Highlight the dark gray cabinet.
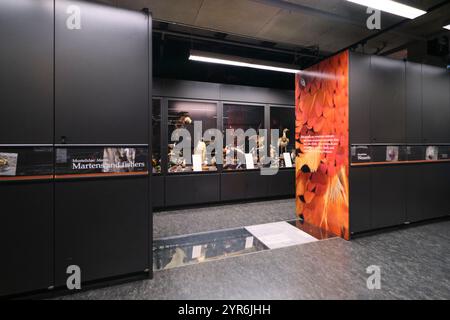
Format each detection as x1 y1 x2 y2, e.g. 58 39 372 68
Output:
165 174 220 207
422 163 450 220
349 53 371 144
369 56 406 144
53 1 152 287
350 168 372 234
55 0 149 144
221 171 281 201
0 0 54 144
1 1 153 297
0 182 53 296
267 169 295 197
422 65 450 143
55 178 149 286
371 166 406 229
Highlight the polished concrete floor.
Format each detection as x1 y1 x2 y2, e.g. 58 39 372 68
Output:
58 218 450 300
154 198 296 239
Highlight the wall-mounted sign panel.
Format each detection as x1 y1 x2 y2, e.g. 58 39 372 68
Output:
351 145 450 166
55 146 149 179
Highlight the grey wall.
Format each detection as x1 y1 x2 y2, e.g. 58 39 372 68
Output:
349 52 450 235
350 52 450 145
154 78 294 106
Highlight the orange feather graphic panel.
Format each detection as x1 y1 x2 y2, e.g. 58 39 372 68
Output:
295 51 350 240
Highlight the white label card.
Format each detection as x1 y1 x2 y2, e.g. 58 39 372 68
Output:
192 155 203 172
283 153 293 168
192 245 202 259
245 236 254 249
245 153 255 170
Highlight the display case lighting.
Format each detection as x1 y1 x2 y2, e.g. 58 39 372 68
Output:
346 0 426 19
189 50 300 74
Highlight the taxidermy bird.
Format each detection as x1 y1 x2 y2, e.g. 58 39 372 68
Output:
278 128 290 153
175 113 192 129
164 248 187 270
194 139 207 163
0 157 8 168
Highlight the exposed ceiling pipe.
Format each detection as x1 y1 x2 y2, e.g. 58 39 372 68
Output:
153 25 323 59
310 0 450 67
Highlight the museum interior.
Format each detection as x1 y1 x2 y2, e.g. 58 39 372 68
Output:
0 0 449 300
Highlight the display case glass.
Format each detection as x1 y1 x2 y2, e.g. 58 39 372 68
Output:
223 104 265 170
152 99 162 174
270 106 295 168
168 100 218 173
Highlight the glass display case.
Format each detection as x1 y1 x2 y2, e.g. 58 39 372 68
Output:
223 104 265 170
270 106 295 168
152 99 162 174
167 100 218 173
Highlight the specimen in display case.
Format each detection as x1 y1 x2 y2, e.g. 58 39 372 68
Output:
0 148 53 178
223 104 265 170
270 107 295 168
0 153 18 176
152 99 162 174
168 100 218 173
426 146 439 161
386 146 399 162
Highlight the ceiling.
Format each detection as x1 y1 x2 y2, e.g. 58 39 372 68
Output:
97 0 449 89
102 0 450 56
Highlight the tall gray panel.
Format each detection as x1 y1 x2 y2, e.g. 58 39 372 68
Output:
55 0 149 144
405 62 423 143
349 53 371 144
0 0 53 144
422 65 450 143
349 168 372 234
55 178 149 286
0 182 53 296
405 165 424 223
370 56 406 143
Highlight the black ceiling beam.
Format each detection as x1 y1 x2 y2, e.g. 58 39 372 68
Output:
153 23 323 60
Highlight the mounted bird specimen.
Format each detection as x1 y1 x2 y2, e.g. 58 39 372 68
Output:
278 128 290 153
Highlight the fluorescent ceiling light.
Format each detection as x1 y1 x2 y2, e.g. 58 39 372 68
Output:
346 0 426 19
189 50 300 74
444 24 450 30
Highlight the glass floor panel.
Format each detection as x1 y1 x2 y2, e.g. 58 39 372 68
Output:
153 219 336 271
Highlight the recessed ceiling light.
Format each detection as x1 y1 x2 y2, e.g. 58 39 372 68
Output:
189 50 300 74
346 0 426 19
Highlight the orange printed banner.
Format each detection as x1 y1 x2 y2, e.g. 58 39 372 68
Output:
295 51 350 240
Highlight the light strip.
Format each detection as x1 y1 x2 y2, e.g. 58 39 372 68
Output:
189 51 300 74
346 0 426 19
444 24 450 30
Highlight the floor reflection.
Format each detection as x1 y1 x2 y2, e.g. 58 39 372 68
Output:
153 219 336 271
153 228 268 271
